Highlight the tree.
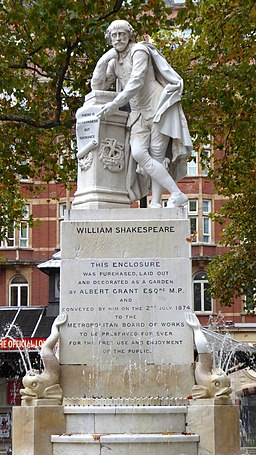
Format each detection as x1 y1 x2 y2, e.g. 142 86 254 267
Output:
1 0 255 308
155 0 256 307
0 0 171 238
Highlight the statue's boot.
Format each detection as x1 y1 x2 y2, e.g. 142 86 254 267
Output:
149 180 164 208
141 156 188 208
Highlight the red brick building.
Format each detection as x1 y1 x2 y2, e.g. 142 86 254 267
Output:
1 150 254 329
0 137 256 454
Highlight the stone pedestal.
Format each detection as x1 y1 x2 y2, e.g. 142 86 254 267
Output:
51 404 199 455
73 91 130 209
12 206 242 455
186 399 241 455
12 406 65 455
60 207 194 398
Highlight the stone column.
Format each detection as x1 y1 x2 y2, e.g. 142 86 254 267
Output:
186 398 240 455
12 405 65 455
72 90 130 209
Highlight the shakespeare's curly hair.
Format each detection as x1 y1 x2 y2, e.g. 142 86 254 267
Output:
105 20 136 44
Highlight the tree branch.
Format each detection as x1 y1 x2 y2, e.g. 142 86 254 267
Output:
0 113 62 128
97 0 124 21
10 61 50 78
54 37 81 123
1 37 81 129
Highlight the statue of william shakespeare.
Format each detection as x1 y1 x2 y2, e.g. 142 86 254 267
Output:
91 20 193 208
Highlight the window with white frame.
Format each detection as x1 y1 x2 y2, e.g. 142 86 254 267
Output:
243 290 256 315
19 205 29 247
9 275 29 306
188 199 198 242
188 199 212 243
193 271 212 313
202 200 211 243
0 227 15 248
58 202 67 245
0 205 30 248
19 158 31 182
201 145 211 176
187 150 198 176
186 141 212 177
59 202 67 220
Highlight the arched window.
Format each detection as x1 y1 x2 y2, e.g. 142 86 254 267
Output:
193 271 212 313
9 275 29 307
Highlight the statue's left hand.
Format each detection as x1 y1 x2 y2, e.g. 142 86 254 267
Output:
54 313 68 327
96 101 118 119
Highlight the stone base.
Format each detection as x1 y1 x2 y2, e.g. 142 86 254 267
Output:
12 406 65 455
51 405 199 455
186 399 240 455
51 433 199 455
73 185 131 209
60 363 195 399
12 400 241 455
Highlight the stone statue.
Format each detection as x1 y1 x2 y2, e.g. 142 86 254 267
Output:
20 313 67 405
91 20 193 208
185 312 232 399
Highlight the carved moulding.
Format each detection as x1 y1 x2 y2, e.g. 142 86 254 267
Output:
77 139 98 171
99 138 125 172
78 151 94 171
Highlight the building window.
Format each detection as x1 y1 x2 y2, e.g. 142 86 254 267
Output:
193 271 212 313
0 227 15 248
188 199 212 244
186 143 211 176
19 205 29 247
188 199 198 242
187 150 198 176
59 202 67 220
9 275 29 307
243 290 256 315
58 202 67 246
19 159 31 182
201 146 211 176
0 205 30 249
202 200 211 243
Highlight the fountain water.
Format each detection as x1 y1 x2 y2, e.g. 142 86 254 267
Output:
0 322 42 376
202 327 256 373
201 316 256 451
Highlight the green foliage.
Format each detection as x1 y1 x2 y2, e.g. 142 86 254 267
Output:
1 0 255 307
156 0 256 307
0 0 169 238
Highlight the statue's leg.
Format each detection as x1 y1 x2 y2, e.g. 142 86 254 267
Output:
150 180 164 207
149 124 171 207
149 124 188 208
130 120 182 204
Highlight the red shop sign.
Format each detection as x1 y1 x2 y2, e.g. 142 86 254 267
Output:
0 338 46 351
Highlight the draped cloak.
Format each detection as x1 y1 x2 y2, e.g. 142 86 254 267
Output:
125 42 193 202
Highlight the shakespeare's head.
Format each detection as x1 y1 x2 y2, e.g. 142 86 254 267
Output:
105 20 136 45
